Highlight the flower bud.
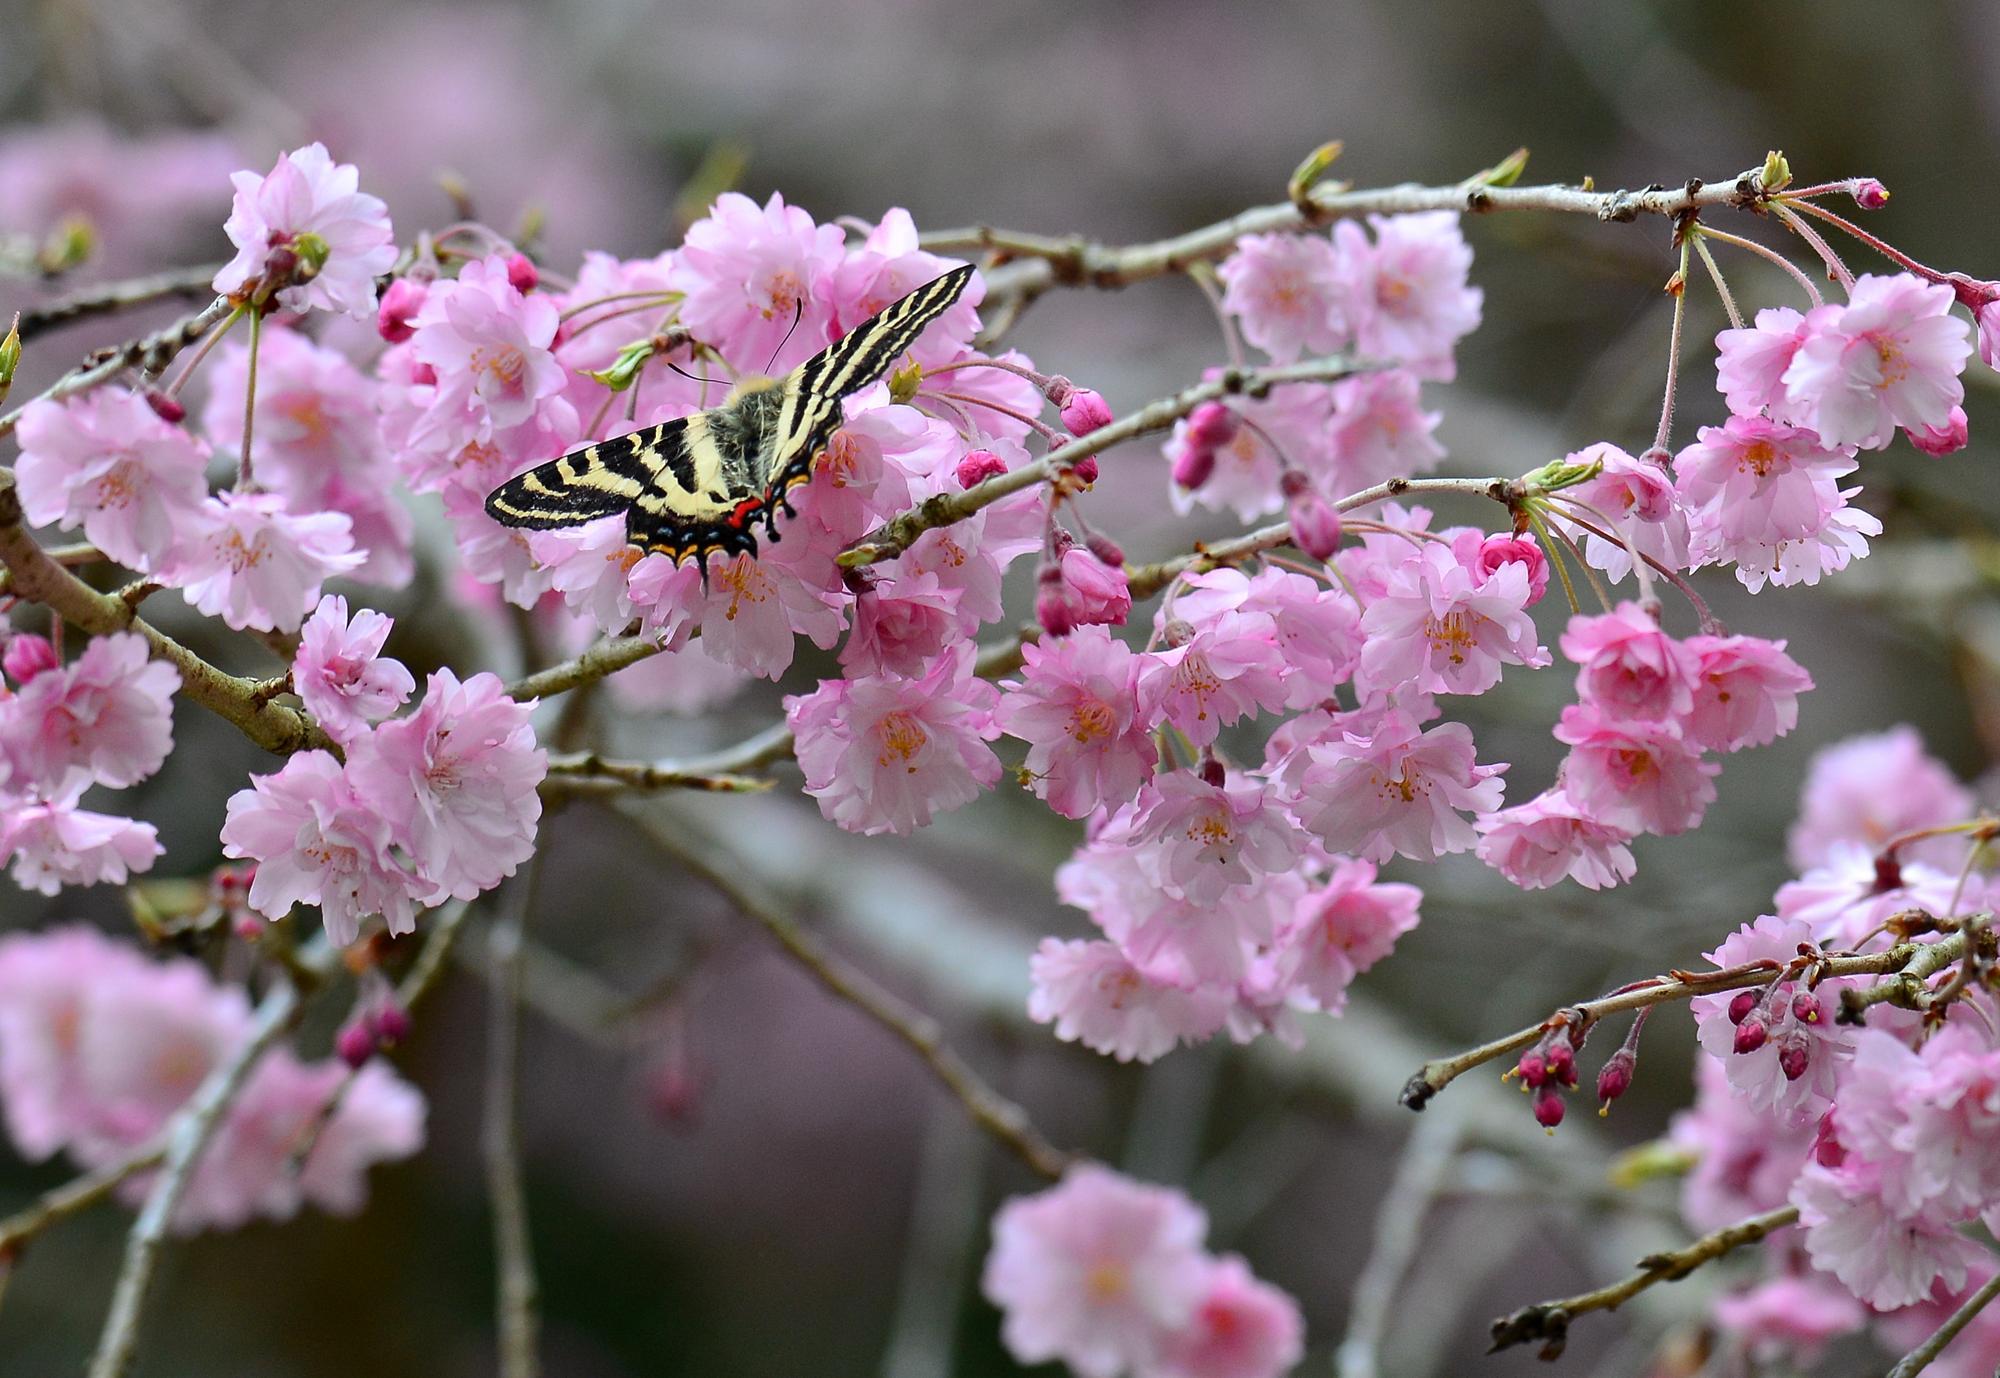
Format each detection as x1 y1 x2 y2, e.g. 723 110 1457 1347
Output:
1532 1083 1566 1129
1063 449 1100 485
1906 407 1969 456
1790 991 1823 1025
1284 479 1342 561
505 252 539 294
1059 387 1114 436
1848 178 1890 209
377 278 427 343
956 448 1008 489
1727 990 1758 1025
1515 1049 1549 1089
1812 1113 1845 1169
1544 1039 1577 1087
1035 564 1076 638
1086 533 1125 567
1186 401 1239 450
1172 443 1217 492
1199 757 1228 789
1474 534 1549 604
144 391 186 424
39 214 95 274
3 635 58 683
1595 1049 1636 1109
1733 1014 1769 1055
1776 1032 1811 1082
373 1001 413 1047
335 1019 376 1070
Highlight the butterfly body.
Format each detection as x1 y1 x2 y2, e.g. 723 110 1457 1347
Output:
486 264 975 575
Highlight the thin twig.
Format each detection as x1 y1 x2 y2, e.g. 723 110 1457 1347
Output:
539 752 774 796
1887 1265 2000 1378
0 295 232 440
16 265 223 339
0 1136 168 1258
485 870 542 1378
1488 1204 1799 1359
504 633 667 701
86 940 335 1378
627 807 1074 1179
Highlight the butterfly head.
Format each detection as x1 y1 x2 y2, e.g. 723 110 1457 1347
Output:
725 373 782 405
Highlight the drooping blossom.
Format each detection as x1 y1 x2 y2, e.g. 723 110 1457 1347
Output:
1027 938 1231 1064
0 632 178 793
1272 857 1422 1012
1151 1254 1306 1378
786 645 1002 836
841 572 963 679
1781 273 1973 451
1323 369 1445 492
827 208 983 365
1466 531 1549 604
1558 602 1699 725
1792 1160 1986 1310
982 1165 1210 1378
1710 1276 1865 1367
1358 545 1545 697
219 751 421 945
1037 547 1132 637
1285 710 1505 863
1135 612 1291 749
1335 211 1482 378
408 254 567 446
346 669 546 902
1690 915 1853 1124
1714 306 1814 422
1216 233 1348 362
170 491 364 633
1673 414 1858 567
1173 567 1363 708
13 389 210 571
293 595 415 744
1669 1055 1817 1233
1475 789 1637 891
0 794 163 896
213 143 396 318
1167 383 1333 522
998 628 1157 819
1130 772 1302 906
1682 634 1813 752
1775 842 1970 952
666 191 845 373
1548 442 1691 583
1787 725 1974 872
1553 704 1717 836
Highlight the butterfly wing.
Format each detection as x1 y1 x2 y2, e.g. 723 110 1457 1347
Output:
485 417 706 528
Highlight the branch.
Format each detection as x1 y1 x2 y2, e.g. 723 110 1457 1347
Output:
1400 929 1974 1112
483 874 541 1378
626 805 1074 1180
16 265 224 339
1888 1265 2000 1378
0 1137 167 1261
0 470 330 755
540 751 774 797
929 167 1767 301
1487 1204 1798 1360
86 939 335 1378
840 356 1372 568
0 295 232 440
505 633 666 701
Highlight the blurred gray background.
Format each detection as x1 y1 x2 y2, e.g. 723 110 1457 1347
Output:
1 1 1996 1374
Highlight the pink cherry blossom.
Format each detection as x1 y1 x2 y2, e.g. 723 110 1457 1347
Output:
786 645 1002 836
982 1164 1209 1378
840 572 962 679
13 389 210 571
1792 1159 1985 1310
997 628 1157 820
1335 211 1482 379
1217 233 1348 362
1168 382 1333 523
1682 634 1813 752
1673 414 1858 564
1273 857 1422 1011
293 595 415 744
666 191 844 373
1474 788 1638 891
1036 547 1131 637
1781 274 1973 450
1775 843 1968 951
0 794 163 895
1554 704 1717 836
828 208 983 366
693 542 848 681
1669 1056 1816 1232
0 632 178 793
1728 487 1881 593
1131 773 1303 905
1550 443 1691 583
1286 710 1505 863
347 669 545 902
213 143 396 318
1710 1276 1864 1367
1714 306 1815 422
1174 568 1363 708
202 323 384 499
1691 915 1853 1124
1558 602 1699 725
1466 531 1549 604
1358 544 1546 697
1323 369 1445 492
219 750 421 945
1027 939 1231 1063
1788 725 1974 872
409 255 567 444
1151 1253 1306 1378
1135 612 1291 749
170 491 364 633
0 926 153 1159
1907 405 1970 455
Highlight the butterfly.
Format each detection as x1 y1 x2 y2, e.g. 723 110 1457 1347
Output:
484 263 976 574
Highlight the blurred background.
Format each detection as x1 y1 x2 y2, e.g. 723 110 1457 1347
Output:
2 0 1999 1374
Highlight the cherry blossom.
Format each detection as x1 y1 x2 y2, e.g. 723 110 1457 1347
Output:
1787 725 1974 871
1131 772 1302 906
13 389 210 572
1027 939 1231 1064
1335 211 1482 379
1151 1253 1306 1378
0 794 163 895
998 628 1157 819
1474 788 1638 891
213 142 396 318
293 595 415 745
1781 273 1973 451
1682 633 1813 752
1285 710 1505 863
1358 544 1546 697
1553 704 1717 836
170 491 365 633
1216 233 1348 362
1558 602 1699 725
0 631 178 793
665 190 845 373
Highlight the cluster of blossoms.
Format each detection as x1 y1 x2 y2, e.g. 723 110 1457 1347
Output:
0 925 421 1232
983 1164 1303 1378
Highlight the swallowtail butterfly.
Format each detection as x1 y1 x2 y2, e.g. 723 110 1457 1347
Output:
484 264 976 573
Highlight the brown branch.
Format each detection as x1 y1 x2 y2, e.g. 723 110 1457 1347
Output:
0 295 232 440
926 166 1768 301
17 265 224 339
1888 1265 2000 1378
0 1137 167 1263
0 470 329 756
627 806 1074 1180
504 633 666 701
1488 1204 1799 1359
1401 929 1975 1112
540 751 774 797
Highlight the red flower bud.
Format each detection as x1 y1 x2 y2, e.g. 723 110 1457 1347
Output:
505 252 540 294
373 1001 413 1047
955 448 1007 489
335 1020 376 1070
1727 990 1758 1025
144 391 186 424
1035 564 1076 638
1059 387 1114 436
3 634 58 684
1185 401 1239 450
1595 1049 1635 1107
1532 1084 1566 1129
1067 452 1100 484
1776 1033 1811 1081
1085 533 1125 568
377 278 427 343
1544 1040 1577 1087
1515 1049 1549 1089
1285 484 1342 561
1790 991 1822 1025
1848 178 1891 209
1733 1015 1769 1055
1172 443 1217 492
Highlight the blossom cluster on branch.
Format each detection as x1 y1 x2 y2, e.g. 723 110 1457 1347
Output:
0 135 1998 1378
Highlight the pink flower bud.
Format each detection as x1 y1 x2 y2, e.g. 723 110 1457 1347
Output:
1906 406 1969 456
1285 484 1343 561
373 1001 413 1046
1474 534 1549 604
144 391 186 424
1776 1032 1811 1081
1812 1113 1845 1169
1532 1083 1566 1129
1848 178 1891 209
956 448 1008 489
1085 533 1125 568
1186 401 1239 450
505 252 539 294
1733 1014 1769 1055
1790 991 1823 1025
1067 452 1100 484
408 361 438 387
1035 564 1077 638
1544 1040 1577 1087
1727 990 1758 1025
1059 388 1113 436
1595 1049 1635 1107
1515 1049 1549 1088
335 1020 376 1070
1172 443 1217 491
3 634 58 683
377 278 427 343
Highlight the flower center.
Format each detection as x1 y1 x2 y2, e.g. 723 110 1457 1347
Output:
1738 440 1778 477
875 710 930 770
1068 697 1114 744
1424 610 1475 664
1084 1261 1130 1303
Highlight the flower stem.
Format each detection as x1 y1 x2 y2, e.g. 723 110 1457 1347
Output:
237 307 263 490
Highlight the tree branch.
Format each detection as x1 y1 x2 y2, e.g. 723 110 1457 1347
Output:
504 633 667 701
626 805 1074 1180
0 295 232 440
1887 1265 2000 1378
1400 929 1974 1112
16 265 224 339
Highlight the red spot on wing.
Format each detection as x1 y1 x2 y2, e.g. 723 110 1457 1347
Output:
727 498 763 529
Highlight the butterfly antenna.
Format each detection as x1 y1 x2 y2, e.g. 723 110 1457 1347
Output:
663 358 729 388
765 300 805 374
